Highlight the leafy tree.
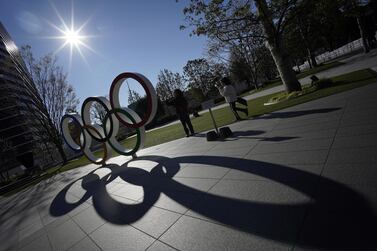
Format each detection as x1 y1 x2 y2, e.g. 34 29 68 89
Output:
181 0 302 93
229 38 276 87
284 26 307 71
286 0 319 68
188 87 206 103
20 45 79 164
338 0 371 53
183 58 218 96
204 17 275 87
156 69 186 101
284 0 358 68
128 97 165 127
312 0 351 51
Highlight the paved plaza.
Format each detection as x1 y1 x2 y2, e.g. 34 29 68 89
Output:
1 83 377 250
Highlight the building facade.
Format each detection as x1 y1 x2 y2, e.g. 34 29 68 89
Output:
0 22 45 173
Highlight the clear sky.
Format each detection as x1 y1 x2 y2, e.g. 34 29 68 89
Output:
0 0 207 106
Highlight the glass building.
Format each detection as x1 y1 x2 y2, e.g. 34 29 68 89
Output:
0 22 44 173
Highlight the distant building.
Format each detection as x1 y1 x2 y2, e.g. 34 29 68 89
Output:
0 22 47 173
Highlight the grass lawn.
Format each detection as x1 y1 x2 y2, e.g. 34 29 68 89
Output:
2 68 377 196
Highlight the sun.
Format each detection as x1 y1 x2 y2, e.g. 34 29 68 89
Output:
45 2 97 69
63 29 82 46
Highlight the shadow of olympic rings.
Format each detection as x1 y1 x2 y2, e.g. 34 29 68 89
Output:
50 155 377 249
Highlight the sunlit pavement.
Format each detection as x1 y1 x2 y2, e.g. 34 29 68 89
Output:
1 83 377 251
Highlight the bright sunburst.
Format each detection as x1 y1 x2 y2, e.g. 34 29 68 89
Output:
63 29 82 46
45 2 97 69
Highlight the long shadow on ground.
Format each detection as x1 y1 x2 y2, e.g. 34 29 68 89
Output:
192 130 299 142
256 108 341 120
50 155 377 249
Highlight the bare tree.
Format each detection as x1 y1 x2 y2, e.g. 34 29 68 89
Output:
156 69 186 101
90 100 107 126
20 45 79 164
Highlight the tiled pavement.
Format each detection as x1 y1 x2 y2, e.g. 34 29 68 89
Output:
1 83 377 251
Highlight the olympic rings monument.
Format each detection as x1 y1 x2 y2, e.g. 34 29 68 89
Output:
61 72 158 165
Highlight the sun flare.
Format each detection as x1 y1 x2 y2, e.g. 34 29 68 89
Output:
63 29 82 46
45 2 97 69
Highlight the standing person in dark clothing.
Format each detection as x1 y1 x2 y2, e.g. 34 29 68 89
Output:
167 89 195 137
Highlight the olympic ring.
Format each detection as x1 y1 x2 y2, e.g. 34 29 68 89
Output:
103 108 145 156
61 72 157 164
81 124 110 165
110 72 157 128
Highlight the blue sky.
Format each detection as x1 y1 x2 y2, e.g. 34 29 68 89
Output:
0 0 207 106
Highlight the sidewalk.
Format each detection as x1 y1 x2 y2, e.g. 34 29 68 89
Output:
1 83 377 250
149 49 377 132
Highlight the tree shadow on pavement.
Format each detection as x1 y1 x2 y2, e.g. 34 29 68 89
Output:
50 155 377 250
191 130 298 142
231 130 299 142
255 108 341 120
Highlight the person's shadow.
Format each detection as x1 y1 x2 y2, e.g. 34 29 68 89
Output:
50 155 377 249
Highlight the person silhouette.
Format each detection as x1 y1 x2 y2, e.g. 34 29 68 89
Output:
166 89 195 137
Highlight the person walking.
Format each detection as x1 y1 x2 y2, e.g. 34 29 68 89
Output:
216 77 248 121
167 89 195 137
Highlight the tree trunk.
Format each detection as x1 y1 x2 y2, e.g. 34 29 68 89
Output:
295 59 301 73
248 64 258 90
356 16 370 53
268 44 302 92
308 48 318 68
0 168 5 182
307 56 313 69
297 21 318 68
254 0 302 93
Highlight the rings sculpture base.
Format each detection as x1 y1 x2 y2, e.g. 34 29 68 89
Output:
61 72 157 165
